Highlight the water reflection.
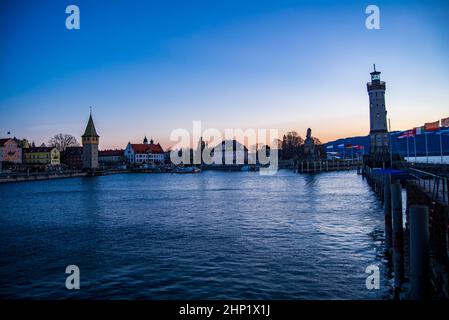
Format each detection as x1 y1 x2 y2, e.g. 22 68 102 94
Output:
0 170 389 299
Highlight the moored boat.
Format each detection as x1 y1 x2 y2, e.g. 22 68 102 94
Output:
173 166 201 174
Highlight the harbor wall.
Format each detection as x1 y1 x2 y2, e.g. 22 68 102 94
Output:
0 172 88 184
406 182 449 299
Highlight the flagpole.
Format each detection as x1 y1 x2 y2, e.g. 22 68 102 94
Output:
414 135 417 163
388 118 393 168
425 131 429 164
351 139 354 164
406 135 410 162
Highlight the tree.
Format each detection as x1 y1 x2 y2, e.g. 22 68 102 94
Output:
282 131 304 160
312 137 325 159
281 135 287 160
312 137 322 145
48 134 79 151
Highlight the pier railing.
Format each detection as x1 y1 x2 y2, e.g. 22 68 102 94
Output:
296 160 363 173
408 168 449 205
396 160 449 175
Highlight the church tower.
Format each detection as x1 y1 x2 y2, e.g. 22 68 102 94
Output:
82 111 99 169
367 65 389 161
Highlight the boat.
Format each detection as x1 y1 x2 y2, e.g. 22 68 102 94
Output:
241 165 259 172
173 166 201 174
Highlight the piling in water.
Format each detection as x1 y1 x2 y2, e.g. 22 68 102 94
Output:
384 174 392 253
391 180 404 294
409 205 430 300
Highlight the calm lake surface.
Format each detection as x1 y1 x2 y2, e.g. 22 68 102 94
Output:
0 170 390 299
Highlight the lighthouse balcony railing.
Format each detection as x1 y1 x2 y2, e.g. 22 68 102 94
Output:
367 81 386 88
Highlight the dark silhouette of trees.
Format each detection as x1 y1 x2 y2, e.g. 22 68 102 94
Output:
281 131 304 160
48 134 79 151
312 137 321 145
279 132 325 160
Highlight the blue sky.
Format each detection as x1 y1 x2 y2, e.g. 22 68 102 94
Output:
1 0 448 149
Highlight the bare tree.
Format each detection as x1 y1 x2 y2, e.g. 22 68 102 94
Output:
281 131 304 160
312 137 322 145
48 134 80 151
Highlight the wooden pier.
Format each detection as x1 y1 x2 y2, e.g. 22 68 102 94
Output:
363 164 449 299
296 160 362 173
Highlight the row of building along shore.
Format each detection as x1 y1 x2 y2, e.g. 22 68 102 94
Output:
0 113 169 171
1 112 266 172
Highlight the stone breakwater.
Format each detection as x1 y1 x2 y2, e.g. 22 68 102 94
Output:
0 172 88 184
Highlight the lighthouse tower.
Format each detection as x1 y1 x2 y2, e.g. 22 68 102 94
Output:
367 65 389 163
82 111 99 169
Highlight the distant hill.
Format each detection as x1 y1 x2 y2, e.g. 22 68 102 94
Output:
324 131 449 157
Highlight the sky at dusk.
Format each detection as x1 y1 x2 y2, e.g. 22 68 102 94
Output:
1 0 449 149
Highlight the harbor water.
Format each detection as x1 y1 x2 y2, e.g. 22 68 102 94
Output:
0 170 391 299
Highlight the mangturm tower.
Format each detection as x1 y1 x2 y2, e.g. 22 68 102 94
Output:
82 111 99 169
367 65 390 165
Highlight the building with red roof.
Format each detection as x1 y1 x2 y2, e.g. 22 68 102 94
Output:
124 137 165 164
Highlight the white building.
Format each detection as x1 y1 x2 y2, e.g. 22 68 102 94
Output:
211 140 248 165
124 137 165 164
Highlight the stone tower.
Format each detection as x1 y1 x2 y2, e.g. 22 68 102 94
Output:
303 128 317 161
367 65 389 161
82 112 99 169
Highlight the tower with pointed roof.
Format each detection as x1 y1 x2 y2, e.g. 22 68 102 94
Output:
82 111 99 169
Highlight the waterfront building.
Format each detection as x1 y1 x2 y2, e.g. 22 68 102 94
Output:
367 65 390 163
124 137 164 164
99 149 124 166
82 112 99 169
211 140 248 165
23 147 60 166
0 138 22 164
61 146 83 169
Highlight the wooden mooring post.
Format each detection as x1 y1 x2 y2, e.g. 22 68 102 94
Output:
409 205 430 300
391 180 405 296
361 164 449 299
384 174 393 253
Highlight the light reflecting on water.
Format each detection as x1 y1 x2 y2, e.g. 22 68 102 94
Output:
0 170 390 299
